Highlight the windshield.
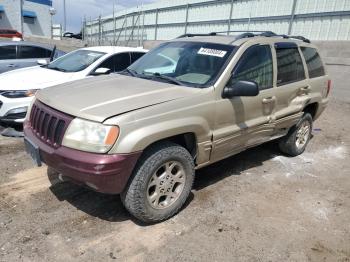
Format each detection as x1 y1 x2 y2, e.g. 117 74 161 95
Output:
128 41 236 87
47 50 106 72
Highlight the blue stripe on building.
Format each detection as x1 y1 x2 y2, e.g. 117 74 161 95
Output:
23 10 37 18
26 0 52 6
0 5 4 12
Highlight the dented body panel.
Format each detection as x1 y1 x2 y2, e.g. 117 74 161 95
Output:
24 35 330 193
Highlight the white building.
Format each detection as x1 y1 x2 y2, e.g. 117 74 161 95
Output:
85 0 350 44
0 0 53 37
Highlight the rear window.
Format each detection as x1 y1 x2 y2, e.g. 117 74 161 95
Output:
0 45 16 59
276 47 305 86
18 46 51 59
301 47 325 78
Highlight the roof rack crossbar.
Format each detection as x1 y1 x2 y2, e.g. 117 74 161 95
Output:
289 35 311 43
176 32 217 38
176 31 311 43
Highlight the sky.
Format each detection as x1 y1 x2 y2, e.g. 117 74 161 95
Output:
53 0 157 33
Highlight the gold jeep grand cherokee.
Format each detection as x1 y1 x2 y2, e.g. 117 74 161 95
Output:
24 31 330 223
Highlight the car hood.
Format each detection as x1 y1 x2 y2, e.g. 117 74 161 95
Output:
0 66 74 90
37 74 200 123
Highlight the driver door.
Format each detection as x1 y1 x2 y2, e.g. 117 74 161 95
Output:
211 44 277 162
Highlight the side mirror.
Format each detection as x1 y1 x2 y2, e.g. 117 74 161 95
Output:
37 59 48 66
223 80 259 98
92 67 111 76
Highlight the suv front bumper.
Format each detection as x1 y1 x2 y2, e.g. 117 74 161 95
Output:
24 122 141 194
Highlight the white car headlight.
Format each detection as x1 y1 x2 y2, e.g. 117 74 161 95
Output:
62 118 119 153
1 89 38 98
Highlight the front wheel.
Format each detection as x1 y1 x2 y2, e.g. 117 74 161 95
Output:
121 142 195 223
279 113 313 156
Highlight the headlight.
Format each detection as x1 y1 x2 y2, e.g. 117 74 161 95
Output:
62 118 119 153
1 89 38 98
25 98 36 121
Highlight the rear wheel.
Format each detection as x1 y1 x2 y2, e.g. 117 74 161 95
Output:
121 142 194 223
279 113 313 156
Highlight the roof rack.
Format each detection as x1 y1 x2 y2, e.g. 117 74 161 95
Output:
176 32 217 38
289 35 311 43
176 31 311 43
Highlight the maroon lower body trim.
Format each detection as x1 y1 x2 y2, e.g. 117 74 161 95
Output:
24 122 141 194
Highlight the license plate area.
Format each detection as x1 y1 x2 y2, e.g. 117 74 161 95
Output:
24 137 42 167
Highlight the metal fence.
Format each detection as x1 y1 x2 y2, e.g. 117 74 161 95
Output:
83 0 350 46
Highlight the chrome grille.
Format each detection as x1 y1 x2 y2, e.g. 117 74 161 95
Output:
29 100 73 147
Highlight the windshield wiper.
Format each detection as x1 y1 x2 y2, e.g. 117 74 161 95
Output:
48 66 67 72
152 73 182 86
124 68 138 77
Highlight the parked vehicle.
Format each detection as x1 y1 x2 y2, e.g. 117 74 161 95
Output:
0 46 147 126
0 41 65 74
0 29 22 39
63 32 82 40
24 31 330 223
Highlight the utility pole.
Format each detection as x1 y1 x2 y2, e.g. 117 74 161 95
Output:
19 0 24 35
63 0 67 32
113 3 116 45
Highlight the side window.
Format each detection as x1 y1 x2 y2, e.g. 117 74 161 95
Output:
0 45 17 59
18 46 50 59
98 56 115 72
276 47 305 86
130 52 146 64
232 45 273 90
114 53 131 72
301 47 325 78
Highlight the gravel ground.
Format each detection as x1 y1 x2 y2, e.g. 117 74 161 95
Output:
0 96 349 262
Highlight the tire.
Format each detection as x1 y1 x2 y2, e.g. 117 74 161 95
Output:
279 113 313 157
121 142 195 223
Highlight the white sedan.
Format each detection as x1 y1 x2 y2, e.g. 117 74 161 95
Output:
0 46 147 126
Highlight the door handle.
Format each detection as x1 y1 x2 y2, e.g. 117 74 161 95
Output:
7 64 16 68
262 96 276 104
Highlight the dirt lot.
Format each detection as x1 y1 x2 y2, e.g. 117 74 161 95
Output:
0 95 349 261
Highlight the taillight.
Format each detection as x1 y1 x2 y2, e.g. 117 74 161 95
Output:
326 80 331 97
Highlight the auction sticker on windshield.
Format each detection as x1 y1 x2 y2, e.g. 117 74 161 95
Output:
198 47 227 58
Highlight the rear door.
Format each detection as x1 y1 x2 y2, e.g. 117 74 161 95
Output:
272 42 308 127
16 45 52 69
0 45 18 73
300 46 329 98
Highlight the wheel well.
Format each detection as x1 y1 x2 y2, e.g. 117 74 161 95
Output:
303 103 318 119
146 133 197 159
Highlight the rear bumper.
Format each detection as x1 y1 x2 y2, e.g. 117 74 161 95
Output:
24 122 141 194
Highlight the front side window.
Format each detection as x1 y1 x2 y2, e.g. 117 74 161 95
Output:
301 47 325 78
114 53 131 72
98 56 115 72
231 45 273 90
276 46 305 86
130 52 146 64
46 50 105 72
0 45 16 59
18 46 51 59
128 41 236 87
